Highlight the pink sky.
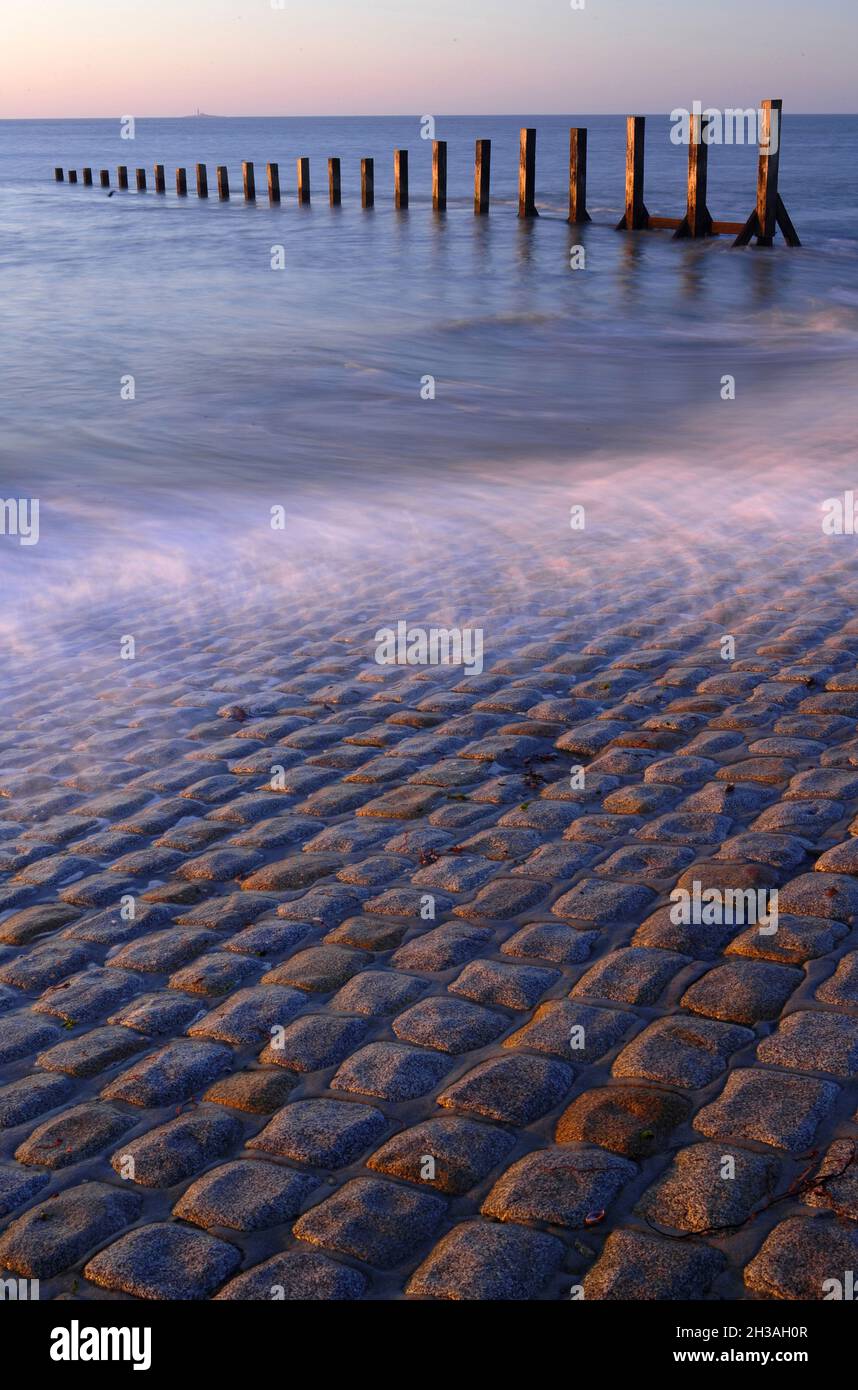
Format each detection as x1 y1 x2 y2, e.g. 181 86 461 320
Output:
4 0 856 117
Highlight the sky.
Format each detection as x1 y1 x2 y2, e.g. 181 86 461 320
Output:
2 0 856 118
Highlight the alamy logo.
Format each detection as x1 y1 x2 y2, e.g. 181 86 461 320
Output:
823 1271 856 1300
822 492 858 534
1 1276 39 1300
375 621 484 676
1 497 39 545
669 102 779 154
670 882 778 934
50 1320 152 1371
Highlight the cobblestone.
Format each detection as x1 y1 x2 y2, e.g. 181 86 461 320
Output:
5 566 858 1303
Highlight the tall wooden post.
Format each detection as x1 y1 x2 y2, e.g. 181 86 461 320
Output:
196 163 208 198
568 128 590 223
117 166 128 189
361 158 374 208
297 157 310 204
755 99 781 244
154 164 165 193
433 140 447 212
217 166 230 200
243 161 256 201
176 167 188 196
518 128 537 217
68 170 78 184
328 158 341 206
675 113 713 238
135 168 147 192
474 139 491 215
54 168 64 182
734 99 799 247
267 162 280 204
82 168 93 186
616 116 649 229
99 169 110 188
394 150 408 208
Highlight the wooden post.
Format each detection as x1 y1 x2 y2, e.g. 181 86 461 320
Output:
154 164 165 193
117 166 128 190
196 163 208 198
267 162 280 204
734 100 799 247
54 168 64 182
687 116 711 237
394 149 408 208
176 167 188 196
243 161 256 201
474 139 491 215
755 99 781 244
217 166 230 200
328 158 341 206
135 168 146 192
518 128 537 218
616 116 649 229
82 168 93 186
68 170 78 184
99 169 110 188
361 158 374 208
568 128 590 223
674 113 713 238
297 157 310 204
433 140 447 212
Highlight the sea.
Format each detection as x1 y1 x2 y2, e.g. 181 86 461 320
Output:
0 114 857 653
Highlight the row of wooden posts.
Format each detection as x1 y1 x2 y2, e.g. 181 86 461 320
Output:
53 102 799 247
56 143 493 213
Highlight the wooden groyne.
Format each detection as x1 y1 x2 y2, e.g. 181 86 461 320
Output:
52 100 800 247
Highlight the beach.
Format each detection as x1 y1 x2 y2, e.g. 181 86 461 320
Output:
2 113 858 1302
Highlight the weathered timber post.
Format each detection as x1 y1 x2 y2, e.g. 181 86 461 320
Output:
99 169 110 188
616 116 649 229
433 140 447 212
154 164 165 193
267 162 280 204
297 157 310 204
395 150 409 208
176 168 188 196
217 166 230 200
243 162 256 201
54 168 64 182
328 158 341 206
518 128 537 217
756 98 780 244
568 128 590 223
117 166 128 189
734 100 800 247
474 139 491 214
361 158 374 208
196 163 208 198
135 168 146 191
674 113 713 238
82 168 93 186
68 170 78 184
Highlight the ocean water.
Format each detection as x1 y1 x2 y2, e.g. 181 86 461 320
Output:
1 115 857 647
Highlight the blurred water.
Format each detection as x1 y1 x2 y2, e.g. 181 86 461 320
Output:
0 115 856 642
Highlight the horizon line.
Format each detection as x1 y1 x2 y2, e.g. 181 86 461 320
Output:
3 110 857 121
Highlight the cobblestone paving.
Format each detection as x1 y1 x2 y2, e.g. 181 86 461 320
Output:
2 531 858 1301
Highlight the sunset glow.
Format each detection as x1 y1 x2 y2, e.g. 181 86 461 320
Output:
3 0 856 118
